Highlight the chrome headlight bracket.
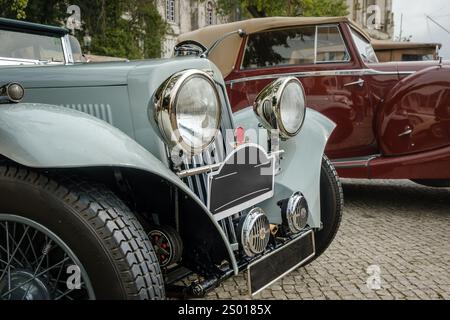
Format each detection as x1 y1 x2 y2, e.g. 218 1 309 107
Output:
253 77 306 140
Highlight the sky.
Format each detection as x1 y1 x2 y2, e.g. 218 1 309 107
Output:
393 0 450 59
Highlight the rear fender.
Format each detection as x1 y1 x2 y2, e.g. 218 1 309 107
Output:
377 65 450 155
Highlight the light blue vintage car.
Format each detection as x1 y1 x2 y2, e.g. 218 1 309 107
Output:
0 18 342 300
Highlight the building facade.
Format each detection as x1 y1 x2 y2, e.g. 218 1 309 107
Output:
346 0 394 40
157 0 228 57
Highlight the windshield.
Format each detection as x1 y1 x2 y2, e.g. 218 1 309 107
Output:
350 28 378 64
0 29 65 63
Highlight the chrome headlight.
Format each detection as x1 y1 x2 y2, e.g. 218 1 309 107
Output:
154 69 222 156
254 77 306 139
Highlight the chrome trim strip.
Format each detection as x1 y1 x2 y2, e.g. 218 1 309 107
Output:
177 151 281 178
316 24 351 64
332 155 379 169
248 230 316 296
226 69 415 86
0 57 40 64
62 34 74 64
314 26 318 65
178 162 222 178
213 171 238 180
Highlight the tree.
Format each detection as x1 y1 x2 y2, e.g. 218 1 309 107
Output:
215 0 349 18
0 0 29 19
0 0 167 59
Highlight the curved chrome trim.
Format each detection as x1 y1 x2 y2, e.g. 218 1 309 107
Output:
154 69 222 156
226 68 416 86
253 77 306 139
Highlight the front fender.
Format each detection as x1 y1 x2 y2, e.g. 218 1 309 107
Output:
0 103 238 273
234 107 336 228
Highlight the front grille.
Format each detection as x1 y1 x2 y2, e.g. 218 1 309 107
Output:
179 84 240 247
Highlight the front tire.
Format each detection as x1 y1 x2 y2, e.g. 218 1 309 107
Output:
0 164 165 300
312 156 344 261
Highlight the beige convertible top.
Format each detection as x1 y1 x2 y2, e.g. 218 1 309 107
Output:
372 40 442 51
178 17 369 77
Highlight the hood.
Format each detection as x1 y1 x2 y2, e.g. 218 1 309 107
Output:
0 57 220 89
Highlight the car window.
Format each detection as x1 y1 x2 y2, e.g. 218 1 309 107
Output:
350 28 378 63
242 26 316 69
242 25 350 69
69 35 87 63
316 26 350 63
0 29 65 63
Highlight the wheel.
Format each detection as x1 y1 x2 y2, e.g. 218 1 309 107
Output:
309 156 344 262
149 225 183 268
0 164 165 300
411 179 450 188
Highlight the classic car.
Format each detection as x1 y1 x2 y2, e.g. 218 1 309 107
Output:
372 40 442 62
179 17 450 187
0 19 343 300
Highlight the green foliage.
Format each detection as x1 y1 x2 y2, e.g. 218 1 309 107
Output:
215 0 349 18
74 0 168 59
301 0 349 16
0 0 167 59
0 0 29 19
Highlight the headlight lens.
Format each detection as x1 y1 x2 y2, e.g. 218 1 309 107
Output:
155 70 222 156
176 76 220 150
254 77 306 139
279 81 306 135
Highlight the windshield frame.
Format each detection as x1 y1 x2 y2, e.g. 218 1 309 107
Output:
0 28 74 65
350 27 379 64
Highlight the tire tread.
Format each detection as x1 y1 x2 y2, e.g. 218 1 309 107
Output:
0 163 164 300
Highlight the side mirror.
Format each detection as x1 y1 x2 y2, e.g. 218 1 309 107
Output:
0 83 25 103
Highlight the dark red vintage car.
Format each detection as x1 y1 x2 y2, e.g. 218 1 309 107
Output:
179 17 450 187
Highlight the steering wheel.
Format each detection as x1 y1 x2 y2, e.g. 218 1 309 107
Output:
174 40 208 57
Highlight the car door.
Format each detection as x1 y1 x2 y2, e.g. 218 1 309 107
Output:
226 23 376 159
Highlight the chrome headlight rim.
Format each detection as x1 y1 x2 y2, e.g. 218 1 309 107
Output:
154 69 222 156
254 77 306 140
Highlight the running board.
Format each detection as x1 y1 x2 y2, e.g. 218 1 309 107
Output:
332 155 380 179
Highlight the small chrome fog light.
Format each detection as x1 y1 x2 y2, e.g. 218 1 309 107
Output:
280 192 309 234
238 208 270 257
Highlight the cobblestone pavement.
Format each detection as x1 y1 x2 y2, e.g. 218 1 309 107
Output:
206 180 450 300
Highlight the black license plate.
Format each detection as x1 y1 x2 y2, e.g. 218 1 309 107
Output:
247 230 315 296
